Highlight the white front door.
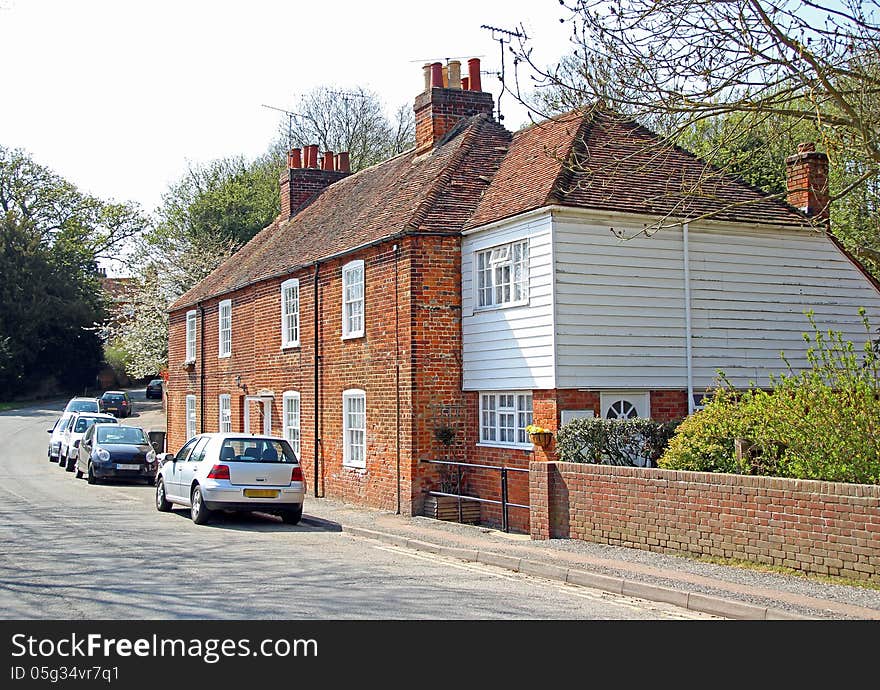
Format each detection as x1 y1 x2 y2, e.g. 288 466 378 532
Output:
243 396 272 435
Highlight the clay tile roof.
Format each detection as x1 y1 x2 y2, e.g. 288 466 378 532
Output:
467 108 808 230
170 115 509 311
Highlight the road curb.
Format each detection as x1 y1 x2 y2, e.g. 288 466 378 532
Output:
341 525 816 620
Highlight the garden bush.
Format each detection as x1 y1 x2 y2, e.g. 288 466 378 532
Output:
659 309 880 484
555 417 680 467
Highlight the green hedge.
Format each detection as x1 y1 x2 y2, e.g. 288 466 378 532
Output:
555 417 680 467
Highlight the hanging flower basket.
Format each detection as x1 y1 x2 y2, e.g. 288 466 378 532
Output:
526 425 554 449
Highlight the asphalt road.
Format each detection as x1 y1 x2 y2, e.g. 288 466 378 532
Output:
0 388 715 620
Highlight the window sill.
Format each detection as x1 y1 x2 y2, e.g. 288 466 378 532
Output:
218 353 231 359
472 299 529 314
476 442 534 452
342 463 366 472
341 333 364 341
281 342 300 350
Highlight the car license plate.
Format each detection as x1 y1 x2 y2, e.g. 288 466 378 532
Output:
116 464 140 470
244 489 279 498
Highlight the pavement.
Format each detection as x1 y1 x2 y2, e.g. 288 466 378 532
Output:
130 389 880 621
297 495 880 621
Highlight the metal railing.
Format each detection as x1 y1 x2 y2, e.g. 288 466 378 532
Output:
420 459 529 533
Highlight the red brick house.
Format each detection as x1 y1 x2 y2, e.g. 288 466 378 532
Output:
166 58 880 528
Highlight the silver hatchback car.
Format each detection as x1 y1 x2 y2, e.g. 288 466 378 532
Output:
155 433 305 525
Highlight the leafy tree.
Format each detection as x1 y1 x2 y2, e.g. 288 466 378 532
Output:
509 1 880 264
273 86 415 171
154 153 282 249
0 212 106 396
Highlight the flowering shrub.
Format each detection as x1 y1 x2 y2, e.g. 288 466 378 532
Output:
660 309 880 484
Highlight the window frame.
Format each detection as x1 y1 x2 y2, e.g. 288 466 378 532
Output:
282 391 301 457
218 394 231 433
218 299 232 358
185 395 197 440
280 278 301 349
185 310 197 363
478 391 534 449
341 260 365 340
342 388 366 468
474 239 529 310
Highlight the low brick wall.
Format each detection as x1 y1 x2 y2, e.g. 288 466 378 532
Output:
529 461 880 583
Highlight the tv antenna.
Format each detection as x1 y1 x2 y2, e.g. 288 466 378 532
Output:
480 24 526 122
261 103 302 150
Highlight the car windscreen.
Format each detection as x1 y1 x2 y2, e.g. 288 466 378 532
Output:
97 426 147 445
73 416 113 433
68 401 99 412
219 439 296 463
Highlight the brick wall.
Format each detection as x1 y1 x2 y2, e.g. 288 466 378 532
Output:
530 462 880 583
414 88 494 152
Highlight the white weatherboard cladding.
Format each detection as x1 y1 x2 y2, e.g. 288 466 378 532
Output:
553 214 880 390
686 225 880 388
462 213 555 391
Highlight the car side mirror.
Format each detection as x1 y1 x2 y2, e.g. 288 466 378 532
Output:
47 428 53 433
158 453 175 465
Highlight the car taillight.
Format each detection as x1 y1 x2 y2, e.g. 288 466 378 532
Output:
207 464 230 480
291 466 304 482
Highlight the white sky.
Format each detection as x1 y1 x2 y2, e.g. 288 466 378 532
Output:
0 0 572 218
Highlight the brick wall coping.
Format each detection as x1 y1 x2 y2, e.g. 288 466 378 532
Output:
537 461 880 500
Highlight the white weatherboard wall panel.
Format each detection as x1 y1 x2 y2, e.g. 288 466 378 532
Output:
462 212 555 391
553 212 880 391
554 217 688 389
686 225 880 388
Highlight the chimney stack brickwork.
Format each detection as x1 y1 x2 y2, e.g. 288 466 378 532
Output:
786 142 830 224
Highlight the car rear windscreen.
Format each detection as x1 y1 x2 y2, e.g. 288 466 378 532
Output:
69 401 99 411
220 439 296 463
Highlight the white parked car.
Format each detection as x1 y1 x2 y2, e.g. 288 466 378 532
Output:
47 412 73 463
59 412 118 472
63 397 101 414
155 433 305 525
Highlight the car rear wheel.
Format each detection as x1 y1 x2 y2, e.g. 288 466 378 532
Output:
280 505 303 525
156 479 172 512
64 456 75 472
75 466 83 479
190 485 211 525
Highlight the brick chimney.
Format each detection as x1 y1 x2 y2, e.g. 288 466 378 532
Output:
785 142 830 225
280 145 351 219
414 57 494 154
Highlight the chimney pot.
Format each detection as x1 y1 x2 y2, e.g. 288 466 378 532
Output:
306 144 319 168
322 151 334 171
423 63 433 92
430 62 443 88
461 76 470 90
467 57 482 91
287 148 302 169
336 151 350 173
447 60 462 89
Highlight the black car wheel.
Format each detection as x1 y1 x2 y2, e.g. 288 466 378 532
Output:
86 462 99 485
75 465 83 479
64 456 75 472
190 485 211 525
280 505 303 525
156 479 172 512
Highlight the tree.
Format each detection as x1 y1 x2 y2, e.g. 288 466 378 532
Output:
273 86 415 171
0 212 106 396
154 153 282 249
509 1 880 265
0 145 147 260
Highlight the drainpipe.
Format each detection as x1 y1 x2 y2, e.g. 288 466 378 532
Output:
199 302 206 431
313 263 320 498
394 243 401 515
682 224 694 414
